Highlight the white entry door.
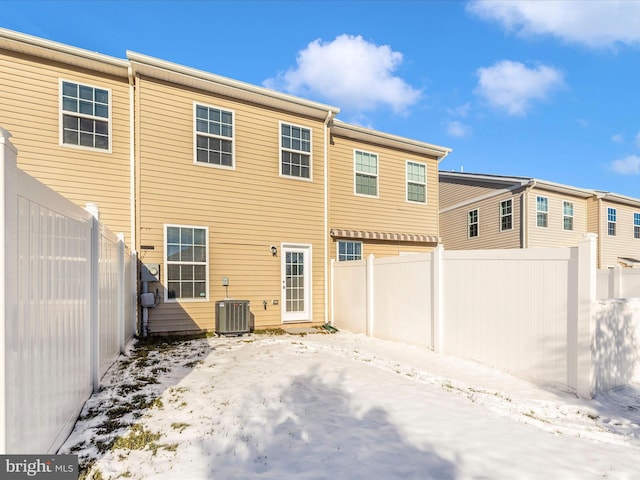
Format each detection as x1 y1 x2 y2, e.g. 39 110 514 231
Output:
281 244 311 322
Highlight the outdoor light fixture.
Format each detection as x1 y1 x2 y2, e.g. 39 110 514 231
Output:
270 245 278 256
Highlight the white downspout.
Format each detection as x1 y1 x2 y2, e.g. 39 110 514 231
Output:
128 66 136 252
522 180 536 248
323 110 334 325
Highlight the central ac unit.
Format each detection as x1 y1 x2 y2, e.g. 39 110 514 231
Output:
215 300 251 336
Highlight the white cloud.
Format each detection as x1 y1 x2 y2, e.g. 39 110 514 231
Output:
447 121 472 138
263 34 421 113
611 133 623 143
447 103 471 118
467 0 640 49
474 60 564 115
610 155 640 175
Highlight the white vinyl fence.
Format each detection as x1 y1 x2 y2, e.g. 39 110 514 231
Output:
332 234 640 399
0 128 137 454
597 267 640 299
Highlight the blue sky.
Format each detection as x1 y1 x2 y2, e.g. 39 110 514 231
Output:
2 0 640 197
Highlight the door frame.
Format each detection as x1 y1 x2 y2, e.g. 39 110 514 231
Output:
281 243 312 323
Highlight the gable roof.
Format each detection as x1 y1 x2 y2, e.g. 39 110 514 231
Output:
331 120 451 160
127 51 340 121
0 27 129 78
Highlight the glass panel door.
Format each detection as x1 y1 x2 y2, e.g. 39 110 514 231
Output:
281 245 311 322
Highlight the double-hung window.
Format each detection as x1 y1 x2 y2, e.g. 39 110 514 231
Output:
354 150 378 196
468 209 479 238
281 123 311 179
406 161 426 203
563 201 574 231
537 196 549 227
165 225 208 301
635 213 640 239
608 208 617 236
337 241 362 261
195 104 234 167
500 200 512 231
61 80 110 150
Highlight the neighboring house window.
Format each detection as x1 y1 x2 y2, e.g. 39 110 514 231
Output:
608 208 617 236
635 212 640 239
337 241 362 261
468 209 479 238
165 225 208 300
537 196 549 227
563 201 574 231
500 200 512 231
281 123 311 179
195 104 233 167
354 150 378 196
61 80 109 150
406 161 426 203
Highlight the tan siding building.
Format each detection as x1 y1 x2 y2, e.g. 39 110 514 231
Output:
329 121 449 260
0 28 133 240
589 193 640 268
0 27 452 334
129 52 338 334
440 172 640 268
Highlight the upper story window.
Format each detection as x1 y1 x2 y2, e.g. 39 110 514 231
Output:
406 161 426 203
500 200 512 231
354 150 378 196
195 104 234 168
337 240 362 261
563 201 574 231
468 209 479 238
165 225 208 301
634 213 640 239
61 80 110 151
607 208 617 236
280 123 311 179
536 196 549 228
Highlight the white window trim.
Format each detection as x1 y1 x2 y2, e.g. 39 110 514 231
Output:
279 121 313 182
59 78 112 153
500 200 513 232
336 240 363 261
607 207 617 236
468 208 479 238
164 224 209 303
193 102 236 170
406 160 427 204
536 196 549 228
563 201 574 231
353 149 379 198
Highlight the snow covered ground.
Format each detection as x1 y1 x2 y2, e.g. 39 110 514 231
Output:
60 330 640 479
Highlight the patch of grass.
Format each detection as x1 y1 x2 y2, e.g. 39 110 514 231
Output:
253 328 287 335
96 418 124 435
95 438 116 454
118 383 142 396
184 360 202 368
171 422 190 432
113 424 162 452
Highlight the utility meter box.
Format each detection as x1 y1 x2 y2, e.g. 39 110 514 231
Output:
140 292 156 308
141 263 160 282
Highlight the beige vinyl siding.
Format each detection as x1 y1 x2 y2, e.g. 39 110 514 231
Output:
136 77 326 333
329 135 439 239
598 200 640 268
526 189 588 248
0 48 132 238
439 178 514 210
439 191 521 250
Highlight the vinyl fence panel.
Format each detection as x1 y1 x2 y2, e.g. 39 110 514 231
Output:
442 248 577 388
331 259 368 334
1 128 136 454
